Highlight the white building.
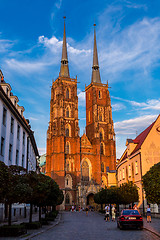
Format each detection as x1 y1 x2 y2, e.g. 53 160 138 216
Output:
0 70 39 221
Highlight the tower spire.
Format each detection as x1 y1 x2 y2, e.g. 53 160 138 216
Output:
91 24 101 83
60 16 70 77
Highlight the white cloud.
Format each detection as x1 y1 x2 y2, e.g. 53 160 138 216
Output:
0 39 14 53
39 35 91 55
78 90 85 106
99 17 160 78
115 114 157 135
112 103 126 111
38 148 46 156
55 0 62 9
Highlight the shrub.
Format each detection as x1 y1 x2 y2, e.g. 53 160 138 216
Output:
21 221 41 229
0 224 27 237
41 218 49 225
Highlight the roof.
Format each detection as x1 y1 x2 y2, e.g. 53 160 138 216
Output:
131 121 155 155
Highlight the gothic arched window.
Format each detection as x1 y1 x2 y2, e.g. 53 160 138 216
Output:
101 162 104 172
99 128 104 140
98 90 102 99
81 161 89 181
66 107 70 118
65 193 70 204
100 143 104 155
66 127 69 137
66 88 69 99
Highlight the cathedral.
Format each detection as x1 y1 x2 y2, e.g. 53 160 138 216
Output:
46 19 116 210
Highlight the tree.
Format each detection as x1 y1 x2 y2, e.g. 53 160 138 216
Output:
0 161 9 203
119 181 139 205
5 165 32 225
142 162 160 205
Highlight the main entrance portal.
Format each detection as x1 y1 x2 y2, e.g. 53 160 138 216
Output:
87 193 95 206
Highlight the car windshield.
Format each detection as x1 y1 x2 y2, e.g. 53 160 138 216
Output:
122 210 140 215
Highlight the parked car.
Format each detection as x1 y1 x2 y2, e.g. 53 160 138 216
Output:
117 209 143 230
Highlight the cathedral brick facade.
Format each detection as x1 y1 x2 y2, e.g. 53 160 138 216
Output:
46 20 116 210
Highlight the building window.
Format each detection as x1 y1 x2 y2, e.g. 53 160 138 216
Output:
129 165 131 177
98 90 102 99
106 166 109 172
99 128 104 140
65 142 70 154
16 150 19 165
81 161 89 181
17 125 20 140
2 107 7 126
10 117 14 134
65 193 70 204
135 161 138 174
65 127 69 137
101 162 104 172
14 99 16 106
66 107 70 118
100 143 104 155
22 154 24 168
23 132 25 145
66 88 69 99
9 144 12 162
1 137 5 156
122 168 125 179
120 170 122 181
88 111 91 122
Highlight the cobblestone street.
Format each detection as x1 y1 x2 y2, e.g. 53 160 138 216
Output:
32 211 160 240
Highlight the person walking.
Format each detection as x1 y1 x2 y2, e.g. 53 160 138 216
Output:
105 205 110 222
111 205 116 222
86 206 89 216
146 205 151 223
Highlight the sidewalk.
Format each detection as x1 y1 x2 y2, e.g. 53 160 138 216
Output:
0 213 61 240
143 217 160 237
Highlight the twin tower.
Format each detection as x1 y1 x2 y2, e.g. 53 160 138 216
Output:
46 19 116 210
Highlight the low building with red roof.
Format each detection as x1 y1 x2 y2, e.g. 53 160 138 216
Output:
116 114 160 214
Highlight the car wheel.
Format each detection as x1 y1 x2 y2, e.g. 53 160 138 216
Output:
140 226 143 230
117 222 119 228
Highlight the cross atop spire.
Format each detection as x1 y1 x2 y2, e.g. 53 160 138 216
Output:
60 16 70 77
91 24 101 83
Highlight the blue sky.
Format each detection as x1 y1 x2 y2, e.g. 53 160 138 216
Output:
0 0 160 158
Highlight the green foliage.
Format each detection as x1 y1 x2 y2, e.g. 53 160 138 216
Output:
21 221 41 229
0 224 26 237
119 181 139 204
94 182 139 205
0 161 9 202
142 162 160 205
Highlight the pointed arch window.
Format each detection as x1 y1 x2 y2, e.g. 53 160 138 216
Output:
100 143 104 155
101 162 104 172
65 193 70 204
66 107 70 118
99 113 103 121
88 111 91 122
65 127 69 137
98 90 102 99
66 88 69 99
81 161 89 181
99 128 104 140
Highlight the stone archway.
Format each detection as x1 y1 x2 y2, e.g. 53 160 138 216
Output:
87 193 95 206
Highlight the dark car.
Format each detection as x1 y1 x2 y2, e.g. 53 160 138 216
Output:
117 209 143 230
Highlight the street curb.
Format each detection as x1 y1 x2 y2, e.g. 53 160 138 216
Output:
20 213 62 240
143 227 160 238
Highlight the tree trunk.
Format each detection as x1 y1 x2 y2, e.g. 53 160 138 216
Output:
39 206 41 223
52 205 56 212
101 204 103 211
8 203 12 226
29 203 33 223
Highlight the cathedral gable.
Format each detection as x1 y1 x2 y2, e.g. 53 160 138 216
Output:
81 134 92 149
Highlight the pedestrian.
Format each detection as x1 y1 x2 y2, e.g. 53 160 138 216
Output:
146 205 151 223
111 205 116 222
71 205 74 212
86 206 89 216
105 205 110 222
133 204 137 210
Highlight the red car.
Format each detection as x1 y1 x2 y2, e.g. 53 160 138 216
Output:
117 209 143 230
